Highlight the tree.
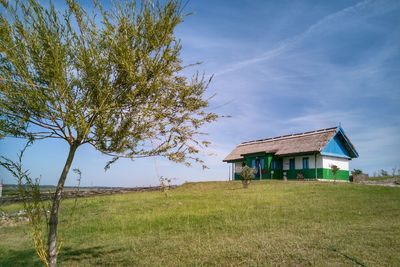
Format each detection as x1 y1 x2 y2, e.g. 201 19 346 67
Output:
239 166 256 188
391 167 397 177
0 0 217 266
380 169 389 177
330 164 340 183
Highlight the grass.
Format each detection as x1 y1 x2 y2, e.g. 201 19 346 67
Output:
1 180 400 266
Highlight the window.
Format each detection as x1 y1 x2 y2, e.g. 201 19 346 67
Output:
272 160 282 170
302 157 309 169
289 158 295 170
251 158 264 169
235 161 245 173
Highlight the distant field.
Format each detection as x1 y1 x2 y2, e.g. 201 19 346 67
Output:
367 176 400 182
0 185 161 204
1 186 55 198
1 181 399 266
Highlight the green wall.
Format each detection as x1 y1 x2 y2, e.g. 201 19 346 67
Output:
231 154 350 181
234 162 349 181
286 169 316 179
319 169 349 180
284 169 349 180
234 153 282 180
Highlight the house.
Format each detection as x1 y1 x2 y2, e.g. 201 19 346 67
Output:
223 126 358 181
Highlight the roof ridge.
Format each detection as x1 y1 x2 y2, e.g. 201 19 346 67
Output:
238 126 337 147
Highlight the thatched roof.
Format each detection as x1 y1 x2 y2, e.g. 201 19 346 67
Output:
223 127 338 162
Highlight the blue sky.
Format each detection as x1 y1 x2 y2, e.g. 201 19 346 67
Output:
1 0 400 186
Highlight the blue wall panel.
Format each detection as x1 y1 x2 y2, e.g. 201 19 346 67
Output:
321 134 351 158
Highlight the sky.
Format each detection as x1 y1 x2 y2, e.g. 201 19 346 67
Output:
1 0 400 186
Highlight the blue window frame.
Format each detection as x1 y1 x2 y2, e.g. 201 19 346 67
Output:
289 158 295 170
251 158 265 178
252 158 264 169
302 157 309 169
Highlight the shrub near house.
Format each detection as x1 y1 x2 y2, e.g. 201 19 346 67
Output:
239 166 256 188
224 127 359 181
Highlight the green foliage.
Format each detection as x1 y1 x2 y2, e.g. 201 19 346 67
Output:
0 0 217 167
0 0 217 265
240 166 256 181
330 164 340 183
239 166 256 188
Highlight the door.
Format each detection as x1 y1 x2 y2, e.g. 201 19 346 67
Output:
253 158 264 179
271 158 283 179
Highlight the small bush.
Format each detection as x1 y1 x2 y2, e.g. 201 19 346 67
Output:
239 166 256 188
159 176 174 197
330 165 340 183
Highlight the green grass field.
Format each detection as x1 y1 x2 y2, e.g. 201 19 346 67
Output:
1 181 399 266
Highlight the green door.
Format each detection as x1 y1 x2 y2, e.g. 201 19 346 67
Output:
271 158 283 179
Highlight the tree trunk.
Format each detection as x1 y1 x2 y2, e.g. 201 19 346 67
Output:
47 143 78 267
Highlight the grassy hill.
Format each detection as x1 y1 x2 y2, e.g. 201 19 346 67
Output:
1 181 399 266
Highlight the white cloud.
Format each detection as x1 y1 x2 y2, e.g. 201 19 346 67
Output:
214 0 400 77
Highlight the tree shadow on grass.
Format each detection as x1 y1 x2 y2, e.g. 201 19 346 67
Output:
0 248 42 267
0 246 124 266
329 247 366 267
60 245 124 263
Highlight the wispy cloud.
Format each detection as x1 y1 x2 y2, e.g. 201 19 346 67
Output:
214 0 400 77
288 111 362 129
